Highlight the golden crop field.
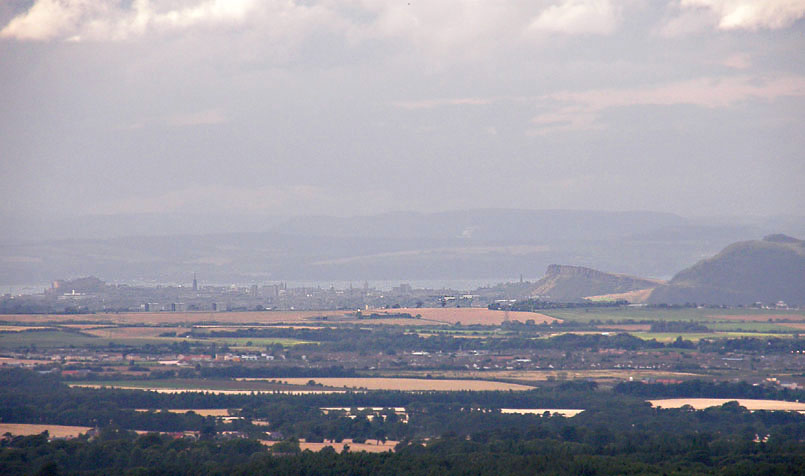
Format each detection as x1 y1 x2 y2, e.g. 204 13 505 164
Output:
0 423 92 438
348 318 446 326
500 409 584 417
368 307 559 326
134 408 233 416
70 384 347 395
0 326 51 332
585 288 656 303
0 306 561 328
649 398 805 411
283 439 398 453
244 377 536 391
0 356 54 366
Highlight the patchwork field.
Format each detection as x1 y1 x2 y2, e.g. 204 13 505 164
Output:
292 439 398 453
0 423 92 438
69 378 343 394
0 330 109 349
649 398 805 412
0 356 54 366
585 288 656 303
500 409 584 417
375 369 703 383
242 377 536 391
0 311 351 326
630 331 786 342
203 337 312 348
134 408 234 416
597 324 651 331
709 314 805 322
0 326 51 332
542 308 805 325
70 384 346 395
82 326 188 338
369 307 558 326
0 308 556 327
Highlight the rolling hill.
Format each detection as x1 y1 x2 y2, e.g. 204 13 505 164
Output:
531 265 662 301
647 234 805 306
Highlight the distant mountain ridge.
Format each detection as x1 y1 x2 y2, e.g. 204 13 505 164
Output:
531 265 662 301
647 234 805 306
1 209 803 286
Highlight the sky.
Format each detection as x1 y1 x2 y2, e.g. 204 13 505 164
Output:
1 0 804 220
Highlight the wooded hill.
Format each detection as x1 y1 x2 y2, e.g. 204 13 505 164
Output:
647 234 805 306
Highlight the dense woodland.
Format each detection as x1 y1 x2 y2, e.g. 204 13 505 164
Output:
75 325 804 357
2 369 805 475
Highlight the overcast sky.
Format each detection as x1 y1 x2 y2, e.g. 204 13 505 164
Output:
1 0 804 219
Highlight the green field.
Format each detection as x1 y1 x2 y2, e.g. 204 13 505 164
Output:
0 330 94 349
0 330 168 349
198 337 313 349
630 331 789 343
542 307 805 324
706 321 796 333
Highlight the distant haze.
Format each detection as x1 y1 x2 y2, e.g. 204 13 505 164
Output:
1 209 803 286
1 1 804 224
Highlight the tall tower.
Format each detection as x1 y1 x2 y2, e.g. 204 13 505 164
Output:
192 273 198 292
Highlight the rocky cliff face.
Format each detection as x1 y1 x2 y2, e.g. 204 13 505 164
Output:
532 265 661 301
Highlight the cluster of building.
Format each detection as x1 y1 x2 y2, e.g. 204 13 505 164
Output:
2 275 537 315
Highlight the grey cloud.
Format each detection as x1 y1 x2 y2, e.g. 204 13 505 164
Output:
0 0 803 222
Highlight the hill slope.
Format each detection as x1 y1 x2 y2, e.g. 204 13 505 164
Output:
531 265 661 301
647 234 805 306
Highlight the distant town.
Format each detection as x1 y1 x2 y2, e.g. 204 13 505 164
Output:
1 275 540 315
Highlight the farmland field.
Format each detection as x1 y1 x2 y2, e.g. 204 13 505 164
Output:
596 324 652 331
241 377 536 391
708 313 805 322
1 325 313 348
71 386 345 395
134 408 234 416
0 309 557 327
202 337 312 348
0 356 53 365
8 307 798 332
0 326 51 332
69 378 341 394
293 439 398 453
584 288 656 303
630 331 788 342
541 307 805 325
374 369 703 383
649 398 805 411
0 330 109 349
82 326 188 338
706 321 798 332
500 409 584 417
0 423 92 438
369 307 558 325
0 311 352 326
